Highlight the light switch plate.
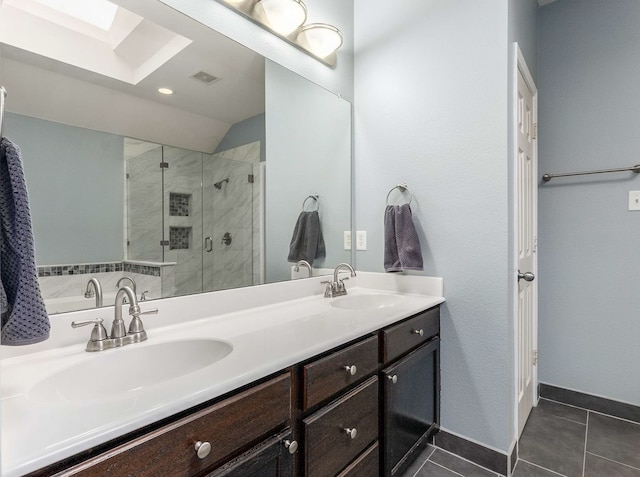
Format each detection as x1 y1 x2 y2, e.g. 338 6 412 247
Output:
629 191 640 211
343 231 352 250
356 231 367 250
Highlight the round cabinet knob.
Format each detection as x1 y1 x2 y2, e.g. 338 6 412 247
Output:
387 374 398 384
412 328 424 336
344 365 357 376
283 439 299 454
343 427 357 439
194 441 212 459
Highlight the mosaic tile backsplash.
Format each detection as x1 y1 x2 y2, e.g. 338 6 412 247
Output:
38 262 160 277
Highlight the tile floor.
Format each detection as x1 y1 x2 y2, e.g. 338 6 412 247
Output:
400 398 640 477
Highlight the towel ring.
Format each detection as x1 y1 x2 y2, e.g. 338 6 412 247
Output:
386 183 412 205
302 194 319 211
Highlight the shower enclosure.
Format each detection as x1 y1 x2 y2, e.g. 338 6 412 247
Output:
125 139 262 298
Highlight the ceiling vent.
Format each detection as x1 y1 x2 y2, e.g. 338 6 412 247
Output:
191 70 221 85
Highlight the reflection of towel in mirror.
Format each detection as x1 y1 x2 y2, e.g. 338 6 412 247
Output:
0 137 50 345
384 204 423 272
288 211 326 265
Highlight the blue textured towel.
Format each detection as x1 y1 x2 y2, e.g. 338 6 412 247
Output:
1 137 50 345
384 204 423 272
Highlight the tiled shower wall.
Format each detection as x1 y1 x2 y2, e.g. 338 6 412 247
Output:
125 140 262 298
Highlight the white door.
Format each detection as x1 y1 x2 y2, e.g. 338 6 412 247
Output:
515 50 538 437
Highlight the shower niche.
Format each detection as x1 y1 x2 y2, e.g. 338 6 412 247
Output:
125 138 262 299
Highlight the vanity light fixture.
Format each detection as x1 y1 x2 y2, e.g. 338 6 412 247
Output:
157 87 174 95
253 0 307 36
296 23 343 59
217 0 342 66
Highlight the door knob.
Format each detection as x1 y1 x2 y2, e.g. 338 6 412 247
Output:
517 270 535 282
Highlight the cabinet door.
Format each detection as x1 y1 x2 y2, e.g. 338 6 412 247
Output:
382 338 440 476
206 429 294 477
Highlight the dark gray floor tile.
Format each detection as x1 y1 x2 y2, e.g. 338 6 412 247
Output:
518 406 586 477
400 445 436 477
415 461 461 477
429 449 497 477
584 453 640 477
587 413 640 469
538 399 588 425
512 460 565 477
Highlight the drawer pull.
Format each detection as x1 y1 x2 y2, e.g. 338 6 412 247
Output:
412 328 424 336
344 365 357 376
343 427 358 439
387 374 398 384
194 441 212 459
283 439 299 454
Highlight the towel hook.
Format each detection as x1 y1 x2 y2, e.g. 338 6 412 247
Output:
386 183 412 206
302 194 319 211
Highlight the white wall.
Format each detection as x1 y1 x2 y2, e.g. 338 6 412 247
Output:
354 0 512 452
537 0 640 406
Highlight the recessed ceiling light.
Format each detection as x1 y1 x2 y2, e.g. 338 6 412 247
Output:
157 88 174 95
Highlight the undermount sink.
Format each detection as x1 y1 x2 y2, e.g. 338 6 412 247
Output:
29 339 233 403
330 293 404 310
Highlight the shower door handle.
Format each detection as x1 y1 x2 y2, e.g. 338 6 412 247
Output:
517 270 535 282
204 236 213 253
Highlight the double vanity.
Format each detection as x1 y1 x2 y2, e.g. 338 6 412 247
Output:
1 272 444 477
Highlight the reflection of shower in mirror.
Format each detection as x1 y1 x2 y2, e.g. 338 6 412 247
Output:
214 178 229 189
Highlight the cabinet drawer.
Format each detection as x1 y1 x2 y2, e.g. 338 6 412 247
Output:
381 306 439 363
58 373 291 477
303 376 378 477
303 335 378 410
337 442 379 477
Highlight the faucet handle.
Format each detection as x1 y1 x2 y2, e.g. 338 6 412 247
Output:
320 280 334 298
71 318 109 351
134 307 158 317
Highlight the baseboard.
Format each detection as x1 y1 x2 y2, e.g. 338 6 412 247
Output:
434 430 508 475
539 383 640 424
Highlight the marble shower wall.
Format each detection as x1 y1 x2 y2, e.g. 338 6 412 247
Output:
207 141 262 289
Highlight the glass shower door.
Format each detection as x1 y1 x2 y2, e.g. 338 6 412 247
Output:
202 155 254 292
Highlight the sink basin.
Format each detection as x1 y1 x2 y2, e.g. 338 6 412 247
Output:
29 339 232 403
330 293 404 310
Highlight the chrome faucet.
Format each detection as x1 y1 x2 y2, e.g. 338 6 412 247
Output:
322 263 356 298
71 285 157 352
83 278 103 308
294 260 313 277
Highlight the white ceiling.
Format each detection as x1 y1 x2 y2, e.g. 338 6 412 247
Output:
0 0 265 153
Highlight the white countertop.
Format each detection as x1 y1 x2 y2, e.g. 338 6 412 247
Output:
1 273 444 477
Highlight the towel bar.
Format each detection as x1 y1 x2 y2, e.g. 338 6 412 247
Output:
302 194 319 211
542 164 640 182
386 183 413 205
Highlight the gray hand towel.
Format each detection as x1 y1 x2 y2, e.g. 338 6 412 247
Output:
288 211 326 265
384 204 423 272
1 137 50 345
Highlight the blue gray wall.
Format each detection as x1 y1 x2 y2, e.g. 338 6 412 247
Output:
537 0 640 406
265 61 352 282
354 0 512 452
214 113 266 162
4 113 124 265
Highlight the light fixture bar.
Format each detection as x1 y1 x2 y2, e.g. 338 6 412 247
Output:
214 0 341 67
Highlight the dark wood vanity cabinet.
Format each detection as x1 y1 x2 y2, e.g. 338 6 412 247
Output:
206 428 295 477
380 306 441 476
35 373 293 477
26 305 440 477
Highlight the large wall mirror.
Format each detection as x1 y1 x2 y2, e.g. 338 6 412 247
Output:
0 0 351 315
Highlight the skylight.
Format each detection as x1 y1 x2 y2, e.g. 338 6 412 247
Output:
32 0 118 31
